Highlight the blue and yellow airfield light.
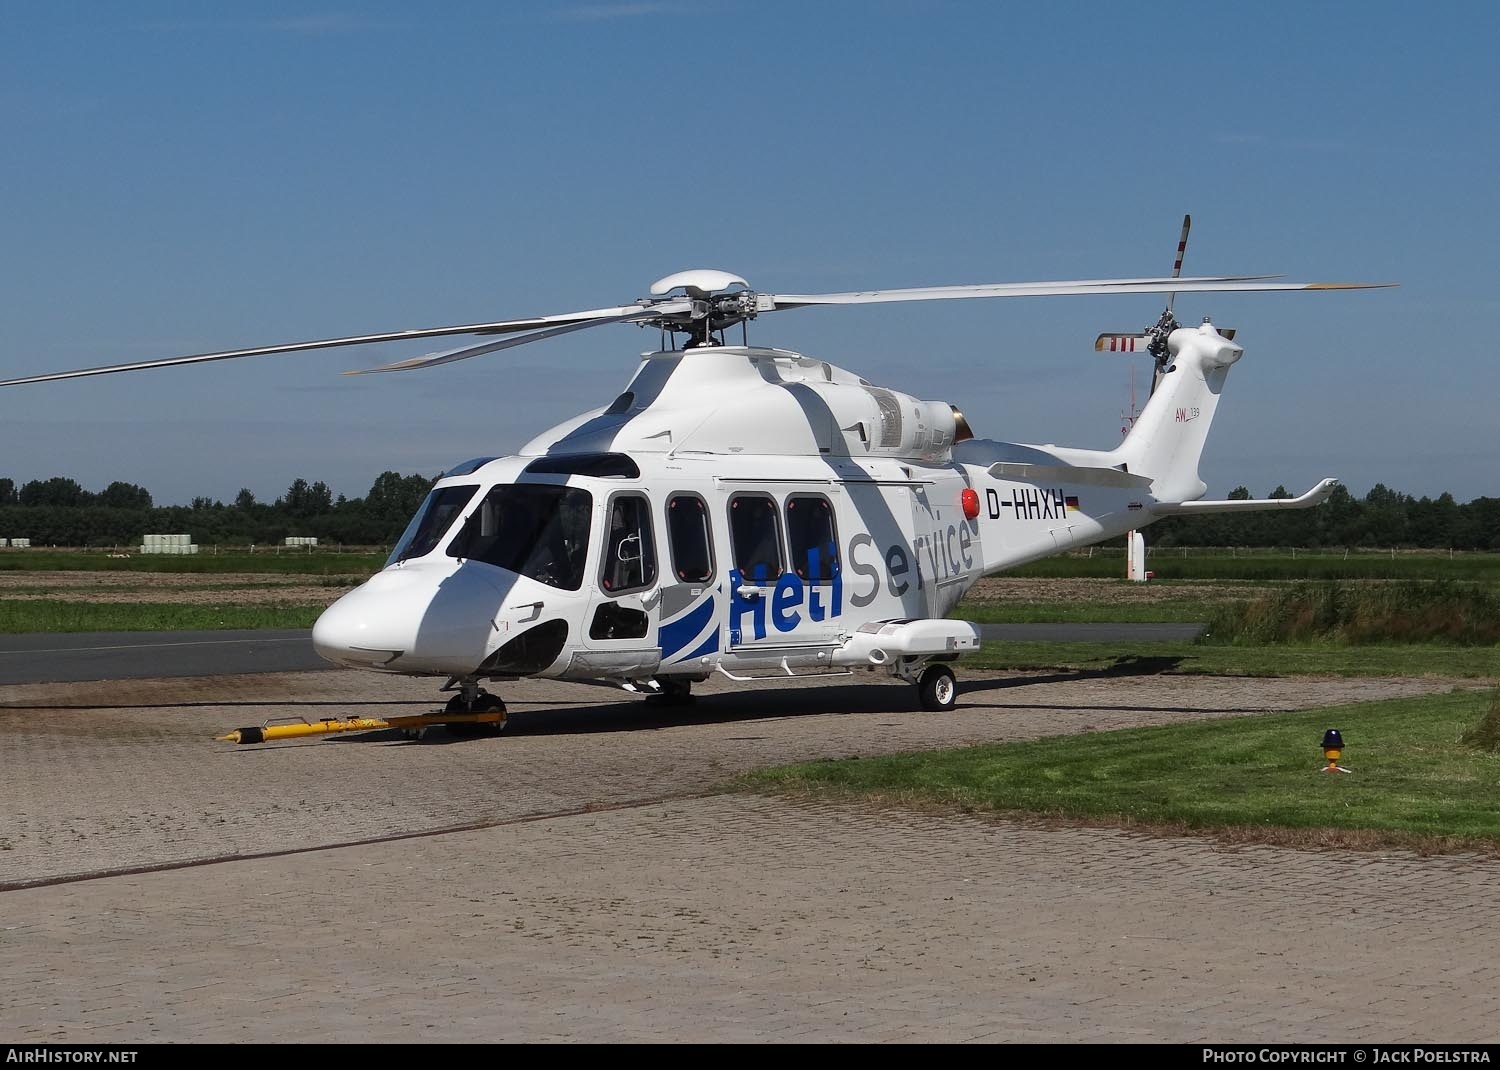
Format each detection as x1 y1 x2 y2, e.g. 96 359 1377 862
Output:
1320 728 1350 774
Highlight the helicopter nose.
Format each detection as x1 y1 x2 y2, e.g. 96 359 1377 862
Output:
312 570 428 669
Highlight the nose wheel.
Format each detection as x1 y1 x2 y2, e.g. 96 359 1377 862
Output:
442 686 508 735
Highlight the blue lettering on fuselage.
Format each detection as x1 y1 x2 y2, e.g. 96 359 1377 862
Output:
730 557 843 642
724 521 975 645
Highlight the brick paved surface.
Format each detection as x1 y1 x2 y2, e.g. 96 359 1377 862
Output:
2 667 1492 1043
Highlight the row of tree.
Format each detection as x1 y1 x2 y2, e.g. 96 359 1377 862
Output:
0 475 1495 551
1147 484 1500 550
0 472 437 548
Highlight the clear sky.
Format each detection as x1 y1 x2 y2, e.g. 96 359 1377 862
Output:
2 1 1495 506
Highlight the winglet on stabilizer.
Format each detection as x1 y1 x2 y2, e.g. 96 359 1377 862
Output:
1150 478 1340 515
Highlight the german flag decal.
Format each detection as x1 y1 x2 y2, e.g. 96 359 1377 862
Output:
1065 495 1080 512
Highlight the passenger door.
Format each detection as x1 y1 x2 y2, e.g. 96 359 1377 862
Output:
657 493 722 669
579 492 662 673
724 489 843 653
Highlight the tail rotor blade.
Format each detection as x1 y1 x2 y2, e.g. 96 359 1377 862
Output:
1165 213 1191 316
1095 333 1150 353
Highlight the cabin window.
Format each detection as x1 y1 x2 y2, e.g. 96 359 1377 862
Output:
600 494 657 595
387 484 479 566
666 494 715 583
446 484 593 591
786 495 840 581
728 494 784 582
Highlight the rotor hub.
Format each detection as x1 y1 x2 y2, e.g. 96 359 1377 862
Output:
641 272 768 345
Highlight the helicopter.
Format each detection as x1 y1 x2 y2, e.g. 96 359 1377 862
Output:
0 221 1391 728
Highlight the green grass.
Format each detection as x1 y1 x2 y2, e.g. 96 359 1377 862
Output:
1014 551 1500 583
0 579 358 595
962 640 1500 678
954 600 1218 624
1459 690 1500 753
0 600 322 632
0 549 383 576
1208 580 1500 645
739 689 1500 849
958 577 1500 678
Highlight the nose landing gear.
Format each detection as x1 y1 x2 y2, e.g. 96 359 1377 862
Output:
440 679 508 735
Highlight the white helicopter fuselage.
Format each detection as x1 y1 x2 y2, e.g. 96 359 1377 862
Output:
311 329 1283 694
0 249 1376 717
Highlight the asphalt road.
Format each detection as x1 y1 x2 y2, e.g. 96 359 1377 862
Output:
0 629 330 684
0 623 1208 685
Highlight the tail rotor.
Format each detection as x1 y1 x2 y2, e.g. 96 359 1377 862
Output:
1094 214 1234 395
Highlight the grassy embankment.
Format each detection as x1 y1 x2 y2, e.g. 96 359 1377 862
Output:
957 554 1500 678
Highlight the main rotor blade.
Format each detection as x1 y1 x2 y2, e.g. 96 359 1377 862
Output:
346 310 661 375
0 302 678 388
768 276 1393 307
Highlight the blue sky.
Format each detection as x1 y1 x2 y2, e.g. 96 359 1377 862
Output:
2 1 1495 506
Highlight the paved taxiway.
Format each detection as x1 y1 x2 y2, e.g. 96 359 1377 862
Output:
3 665 1494 1043
0 623 1207 685
0 629 328 685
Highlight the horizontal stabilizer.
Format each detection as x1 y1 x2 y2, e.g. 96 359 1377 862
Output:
988 461 1153 490
1152 478 1339 514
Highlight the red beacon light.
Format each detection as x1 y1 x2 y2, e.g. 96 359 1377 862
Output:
961 488 980 520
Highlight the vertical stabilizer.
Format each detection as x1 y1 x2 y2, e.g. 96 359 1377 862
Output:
1116 322 1242 502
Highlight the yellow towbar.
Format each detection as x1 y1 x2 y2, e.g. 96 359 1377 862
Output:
216 711 505 744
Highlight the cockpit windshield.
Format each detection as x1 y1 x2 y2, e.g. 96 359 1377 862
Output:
386 484 479 566
447 484 594 590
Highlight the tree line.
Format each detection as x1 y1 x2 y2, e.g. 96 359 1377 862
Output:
0 474 1495 551
0 472 437 548
1148 484 1500 550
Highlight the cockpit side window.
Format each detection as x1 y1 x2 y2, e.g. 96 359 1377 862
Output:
387 485 478 566
447 484 593 591
600 494 657 595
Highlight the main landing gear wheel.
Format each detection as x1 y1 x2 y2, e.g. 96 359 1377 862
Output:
917 665 957 712
646 676 695 707
444 691 508 735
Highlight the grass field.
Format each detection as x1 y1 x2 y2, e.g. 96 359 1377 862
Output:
0 549 384 576
963 641 1500 679
1013 549 1500 583
954 598 1216 624
739 689 1500 852
0 600 321 632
